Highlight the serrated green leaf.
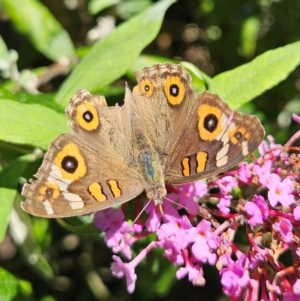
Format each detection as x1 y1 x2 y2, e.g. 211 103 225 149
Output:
55 0 176 105
211 40 300 109
0 268 19 301
0 99 68 149
0 154 34 243
0 0 75 61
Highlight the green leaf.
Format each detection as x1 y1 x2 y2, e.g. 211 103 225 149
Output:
0 154 34 243
116 0 152 19
0 36 8 59
239 16 260 57
0 0 75 61
10 205 54 281
57 218 101 236
180 61 214 92
211 40 300 109
0 99 68 149
0 268 19 301
55 0 176 105
88 0 120 15
0 88 64 113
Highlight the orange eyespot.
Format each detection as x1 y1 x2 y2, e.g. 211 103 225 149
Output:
54 143 87 180
229 127 249 144
140 79 154 97
75 100 100 131
198 105 222 141
164 76 185 105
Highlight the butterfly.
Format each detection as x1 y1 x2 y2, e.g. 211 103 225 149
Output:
22 63 265 217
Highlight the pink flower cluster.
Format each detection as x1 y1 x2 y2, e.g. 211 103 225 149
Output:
93 114 300 301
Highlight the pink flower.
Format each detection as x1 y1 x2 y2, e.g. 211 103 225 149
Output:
266 174 295 207
253 195 269 220
292 114 300 124
238 162 253 183
94 207 124 232
145 199 179 232
252 160 272 186
293 279 300 294
220 264 244 297
157 215 193 249
216 176 237 194
176 262 205 286
156 236 184 265
217 195 232 214
94 208 134 259
111 255 137 293
178 181 207 214
273 218 293 243
111 241 157 293
293 206 300 221
245 202 263 226
189 219 220 265
245 195 269 226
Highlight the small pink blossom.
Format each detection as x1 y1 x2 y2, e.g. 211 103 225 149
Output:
266 174 295 207
273 218 293 243
156 236 184 265
292 114 300 124
252 160 272 186
217 195 232 214
176 262 205 286
157 215 193 249
293 279 300 294
216 176 238 194
238 162 252 183
245 195 269 226
189 219 220 265
293 206 300 221
145 199 179 232
94 208 134 258
94 207 124 232
220 263 244 297
245 202 263 226
253 195 269 220
178 182 207 214
111 255 137 293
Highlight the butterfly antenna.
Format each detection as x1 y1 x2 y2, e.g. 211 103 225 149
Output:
117 199 152 246
162 194 217 224
132 198 152 225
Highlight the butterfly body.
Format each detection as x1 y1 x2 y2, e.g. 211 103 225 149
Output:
22 63 265 217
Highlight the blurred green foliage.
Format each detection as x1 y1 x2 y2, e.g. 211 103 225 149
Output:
0 0 299 300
